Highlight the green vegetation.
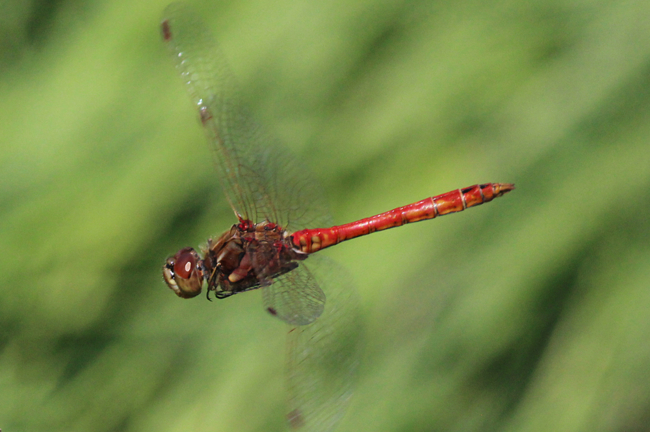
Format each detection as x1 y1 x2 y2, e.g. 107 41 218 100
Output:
1 0 650 431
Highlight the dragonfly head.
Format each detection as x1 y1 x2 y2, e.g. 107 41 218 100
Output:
163 247 205 298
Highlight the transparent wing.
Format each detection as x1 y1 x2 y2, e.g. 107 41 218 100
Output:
284 256 362 432
161 3 331 230
262 260 326 326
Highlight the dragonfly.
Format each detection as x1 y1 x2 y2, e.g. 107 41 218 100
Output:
160 3 513 431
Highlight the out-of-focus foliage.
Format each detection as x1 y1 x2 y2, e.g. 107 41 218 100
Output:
1 0 650 431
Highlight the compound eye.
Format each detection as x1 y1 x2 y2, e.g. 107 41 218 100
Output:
173 247 197 279
163 247 204 299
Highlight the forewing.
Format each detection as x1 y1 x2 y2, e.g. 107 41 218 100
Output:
263 261 326 326
284 256 362 432
161 3 331 229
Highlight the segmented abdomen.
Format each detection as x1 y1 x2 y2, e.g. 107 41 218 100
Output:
291 183 514 253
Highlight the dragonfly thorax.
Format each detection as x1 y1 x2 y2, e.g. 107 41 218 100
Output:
163 220 307 300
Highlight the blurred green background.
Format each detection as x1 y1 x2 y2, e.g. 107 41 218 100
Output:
2 0 650 431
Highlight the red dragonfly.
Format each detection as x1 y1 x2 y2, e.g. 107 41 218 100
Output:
161 3 513 431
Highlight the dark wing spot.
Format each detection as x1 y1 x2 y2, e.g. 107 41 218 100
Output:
161 20 172 41
287 408 304 429
199 105 213 124
267 307 277 316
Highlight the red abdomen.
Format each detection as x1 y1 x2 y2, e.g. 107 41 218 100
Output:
291 183 514 253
